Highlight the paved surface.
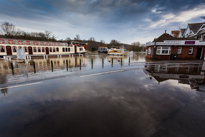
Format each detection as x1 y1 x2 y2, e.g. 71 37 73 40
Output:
1 53 205 137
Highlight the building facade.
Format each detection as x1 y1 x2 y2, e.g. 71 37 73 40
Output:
145 33 205 60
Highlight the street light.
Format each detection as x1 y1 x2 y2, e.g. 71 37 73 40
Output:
202 1 205 19
153 38 156 60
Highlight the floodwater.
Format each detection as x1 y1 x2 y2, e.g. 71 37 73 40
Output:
1 52 205 137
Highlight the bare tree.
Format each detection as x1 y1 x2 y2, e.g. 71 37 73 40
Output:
45 30 53 39
74 35 80 40
131 42 141 46
0 21 16 36
129 42 142 51
65 37 71 41
89 37 95 41
99 40 106 46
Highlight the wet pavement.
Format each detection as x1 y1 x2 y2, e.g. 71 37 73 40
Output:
1 52 205 137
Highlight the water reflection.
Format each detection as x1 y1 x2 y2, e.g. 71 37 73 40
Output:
0 52 146 88
144 62 205 91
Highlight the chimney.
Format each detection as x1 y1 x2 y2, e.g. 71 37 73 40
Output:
165 30 166 33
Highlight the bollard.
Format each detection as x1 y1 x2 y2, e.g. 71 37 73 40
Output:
66 60 68 71
129 57 130 65
33 61 36 73
80 59 81 70
10 62 14 75
51 60 53 72
91 58 93 69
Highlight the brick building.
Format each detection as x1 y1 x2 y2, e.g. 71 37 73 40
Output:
145 33 205 60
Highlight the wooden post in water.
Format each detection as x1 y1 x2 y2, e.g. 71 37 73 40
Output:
66 60 68 71
121 57 122 66
80 59 81 70
33 61 36 73
102 58 104 68
51 60 53 72
91 58 93 69
129 57 130 65
10 62 14 75
111 58 113 67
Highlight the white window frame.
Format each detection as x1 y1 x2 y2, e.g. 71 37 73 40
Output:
188 47 193 54
177 47 182 54
156 46 171 55
147 47 151 55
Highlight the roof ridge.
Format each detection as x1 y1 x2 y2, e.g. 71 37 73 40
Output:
188 22 204 24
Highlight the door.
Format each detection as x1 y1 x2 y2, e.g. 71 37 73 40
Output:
196 48 202 60
6 46 12 55
75 46 77 54
28 46 33 55
46 47 49 54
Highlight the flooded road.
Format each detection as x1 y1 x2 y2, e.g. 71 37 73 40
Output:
1 52 205 137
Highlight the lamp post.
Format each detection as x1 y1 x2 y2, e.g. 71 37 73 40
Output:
153 38 156 60
201 1 205 19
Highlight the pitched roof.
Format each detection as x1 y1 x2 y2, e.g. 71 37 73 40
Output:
180 28 186 36
188 23 204 34
153 33 196 42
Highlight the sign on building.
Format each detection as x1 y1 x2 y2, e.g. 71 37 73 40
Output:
17 49 26 60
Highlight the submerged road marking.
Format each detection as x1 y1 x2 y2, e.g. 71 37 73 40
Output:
0 82 43 90
80 70 125 77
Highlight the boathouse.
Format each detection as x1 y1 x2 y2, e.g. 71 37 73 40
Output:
0 38 86 59
145 33 205 60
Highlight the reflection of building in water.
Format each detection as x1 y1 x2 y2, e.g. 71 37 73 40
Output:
107 56 127 63
0 56 86 74
144 62 205 91
32 57 86 69
1 88 8 95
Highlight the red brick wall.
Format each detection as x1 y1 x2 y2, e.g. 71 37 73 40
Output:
172 46 204 60
146 45 205 60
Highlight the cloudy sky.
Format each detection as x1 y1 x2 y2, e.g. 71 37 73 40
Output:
0 0 205 44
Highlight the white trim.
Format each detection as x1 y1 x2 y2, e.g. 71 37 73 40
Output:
188 47 193 54
200 47 203 60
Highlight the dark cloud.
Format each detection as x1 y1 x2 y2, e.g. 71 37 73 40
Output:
0 0 204 43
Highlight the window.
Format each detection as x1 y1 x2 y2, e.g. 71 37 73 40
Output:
38 47 41 52
33 47 37 52
13 46 17 52
156 47 160 54
156 46 171 55
56 48 59 52
65 48 68 52
148 47 151 54
177 47 182 54
63 48 65 52
0 46 5 52
42 47 45 52
53 47 55 52
24 47 27 52
68 48 70 52
50 47 52 52
189 47 193 54
80 48 83 51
